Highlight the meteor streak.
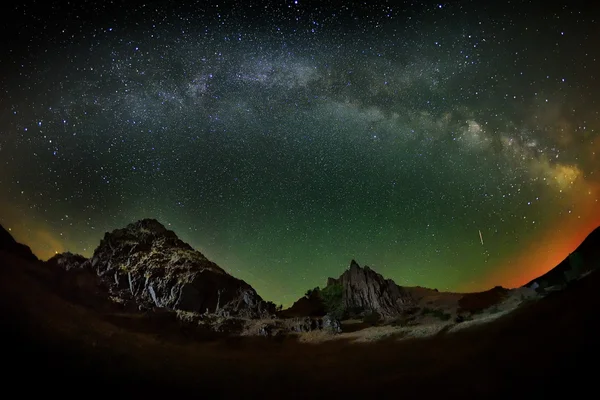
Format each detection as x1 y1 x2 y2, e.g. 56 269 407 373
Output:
479 230 484 245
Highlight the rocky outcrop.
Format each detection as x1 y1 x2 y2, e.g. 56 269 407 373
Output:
252 315 342 337
0 224 38 262
322 314 342 333
327 260 414 317
53 219 275 318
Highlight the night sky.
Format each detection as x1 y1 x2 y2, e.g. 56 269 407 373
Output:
1 0 599 305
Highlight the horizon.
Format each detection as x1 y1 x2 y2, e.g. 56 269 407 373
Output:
2 218 599 307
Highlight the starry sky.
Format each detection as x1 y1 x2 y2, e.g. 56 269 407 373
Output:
1 0 599 306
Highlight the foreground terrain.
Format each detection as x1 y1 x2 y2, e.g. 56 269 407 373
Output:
2 246 599 398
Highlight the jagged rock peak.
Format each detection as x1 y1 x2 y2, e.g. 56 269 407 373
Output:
327 260 414 317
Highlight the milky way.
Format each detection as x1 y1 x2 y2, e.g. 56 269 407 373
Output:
1 1 599 305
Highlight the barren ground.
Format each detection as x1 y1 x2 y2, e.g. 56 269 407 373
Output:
1 251 599 398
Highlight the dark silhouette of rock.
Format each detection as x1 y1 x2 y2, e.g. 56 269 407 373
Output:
326 260 414 317
525 226 600 289
279 288 326 318
62 219 274 317
0 224 38 262
457 286 509 315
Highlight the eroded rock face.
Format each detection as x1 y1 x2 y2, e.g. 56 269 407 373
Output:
327 260 414 317
54 219 274 318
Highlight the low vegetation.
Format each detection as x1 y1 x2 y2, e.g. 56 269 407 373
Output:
420 307 452 321
362 310 381 326
320 283 344 320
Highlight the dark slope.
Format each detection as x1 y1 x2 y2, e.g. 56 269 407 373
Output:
278 289 326 318
525 226 600 288
2 248 600 398
0 224 37 261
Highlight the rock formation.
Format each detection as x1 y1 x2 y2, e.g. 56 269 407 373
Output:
46 252 115 310
326 260 414 317
52 219 275 318
0 225 38 262
278 288 326 318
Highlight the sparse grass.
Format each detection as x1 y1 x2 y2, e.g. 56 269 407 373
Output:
109 296 125 304
4 250 600 397
337 326 404 343
389 315 417 327
421 307 452 321
487 306 501 314
242 318 280 336
297 329 338 343
362 311 381 326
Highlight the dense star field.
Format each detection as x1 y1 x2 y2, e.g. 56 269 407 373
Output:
1 1 599 305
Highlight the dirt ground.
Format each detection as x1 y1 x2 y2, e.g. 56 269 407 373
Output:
2 251 600 398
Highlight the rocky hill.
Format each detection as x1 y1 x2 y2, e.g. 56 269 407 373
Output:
50 219 275 318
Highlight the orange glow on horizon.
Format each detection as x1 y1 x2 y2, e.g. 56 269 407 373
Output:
15 228 65 260
484 184 600 290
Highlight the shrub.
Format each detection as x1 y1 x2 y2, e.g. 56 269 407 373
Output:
305 287 320 298
363 310 381 326
421 307 451 321
320 283 344 320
